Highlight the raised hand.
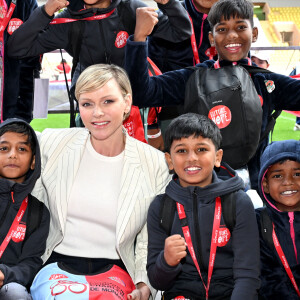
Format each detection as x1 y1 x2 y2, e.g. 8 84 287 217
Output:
44 0 69 17
134 7 158 42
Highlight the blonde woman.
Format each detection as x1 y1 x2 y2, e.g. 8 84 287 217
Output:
31 64 170 299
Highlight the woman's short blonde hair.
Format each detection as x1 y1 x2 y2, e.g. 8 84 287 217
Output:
75 64 132 119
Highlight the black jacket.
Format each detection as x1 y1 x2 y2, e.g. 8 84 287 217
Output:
147 163 260 299
3 0 41 123
0 118 49 287
148 0 212 72
256 140 300 300
7 0 191 72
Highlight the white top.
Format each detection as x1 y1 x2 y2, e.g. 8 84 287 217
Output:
55 137 124 258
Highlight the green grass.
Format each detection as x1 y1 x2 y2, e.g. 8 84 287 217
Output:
30 113 70 132
30 111 300 141
272 111 300 141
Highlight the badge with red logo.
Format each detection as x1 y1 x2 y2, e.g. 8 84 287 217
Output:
174 296 188 300
115 31 129 48
7 18 23 35
264 80 275 93
205 46 217 58
208 105 232 129
217 225 231 247
12 223 26 243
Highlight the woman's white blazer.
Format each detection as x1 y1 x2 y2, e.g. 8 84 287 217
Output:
32 128 171 297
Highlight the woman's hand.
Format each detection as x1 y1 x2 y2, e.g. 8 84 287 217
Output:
45 0 69 16
134 7 158 42
164 234 187 266
127 282 151 300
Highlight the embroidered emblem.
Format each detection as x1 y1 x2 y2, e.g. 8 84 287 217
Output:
264 80 275 93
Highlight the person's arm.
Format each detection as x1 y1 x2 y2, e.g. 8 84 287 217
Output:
231 192 260 300
146 196 182 291
124 36 193 108
0 204 50 286
151 0 191 42
8 0 70 59
130 0 191 43
253 72 300 111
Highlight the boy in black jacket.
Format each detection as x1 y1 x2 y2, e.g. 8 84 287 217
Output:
0 119 49 299
147 113 260 300
255 140 300 299
124 0 300 191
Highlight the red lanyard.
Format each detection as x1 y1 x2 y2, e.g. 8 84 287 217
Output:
176 197 222 300
188 14 201 65
0 196 28 258
214 57 252 69
49 9 115 25
0 0 16 35
272 224 300 297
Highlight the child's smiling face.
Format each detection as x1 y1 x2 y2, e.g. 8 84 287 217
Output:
165 135 223 188
209 16 258 62
263 160 300 212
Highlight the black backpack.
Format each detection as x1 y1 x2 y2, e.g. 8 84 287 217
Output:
184 65 281 169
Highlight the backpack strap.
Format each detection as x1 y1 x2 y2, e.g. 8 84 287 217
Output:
23 195 44 245
259 207 274 250
159 194 176 236
221 193 236 233
69 21 85 79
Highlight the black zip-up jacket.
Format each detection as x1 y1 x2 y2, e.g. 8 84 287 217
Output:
0 119 49 287
256 140 300 300
7 0 191 72
148 0 212 72
147 163 260 299
3 0 41 123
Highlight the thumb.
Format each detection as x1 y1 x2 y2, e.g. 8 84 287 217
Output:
127 289 139 300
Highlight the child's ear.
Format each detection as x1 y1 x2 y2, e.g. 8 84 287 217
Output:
262 177 270 194
165 152 174 171
208 31 215 47
214 149 223 168
30 155 35 170
252 26 258 43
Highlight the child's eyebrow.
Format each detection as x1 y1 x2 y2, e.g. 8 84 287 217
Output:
216 19 248 26
173 142 209 149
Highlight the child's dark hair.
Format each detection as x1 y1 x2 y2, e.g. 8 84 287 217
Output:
164 113 222 153
0 122 36 155
207 0 254 28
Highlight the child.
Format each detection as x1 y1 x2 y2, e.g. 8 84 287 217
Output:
0 119 49 299
255 140 300 300
147 113 260 300
124 0 300 191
